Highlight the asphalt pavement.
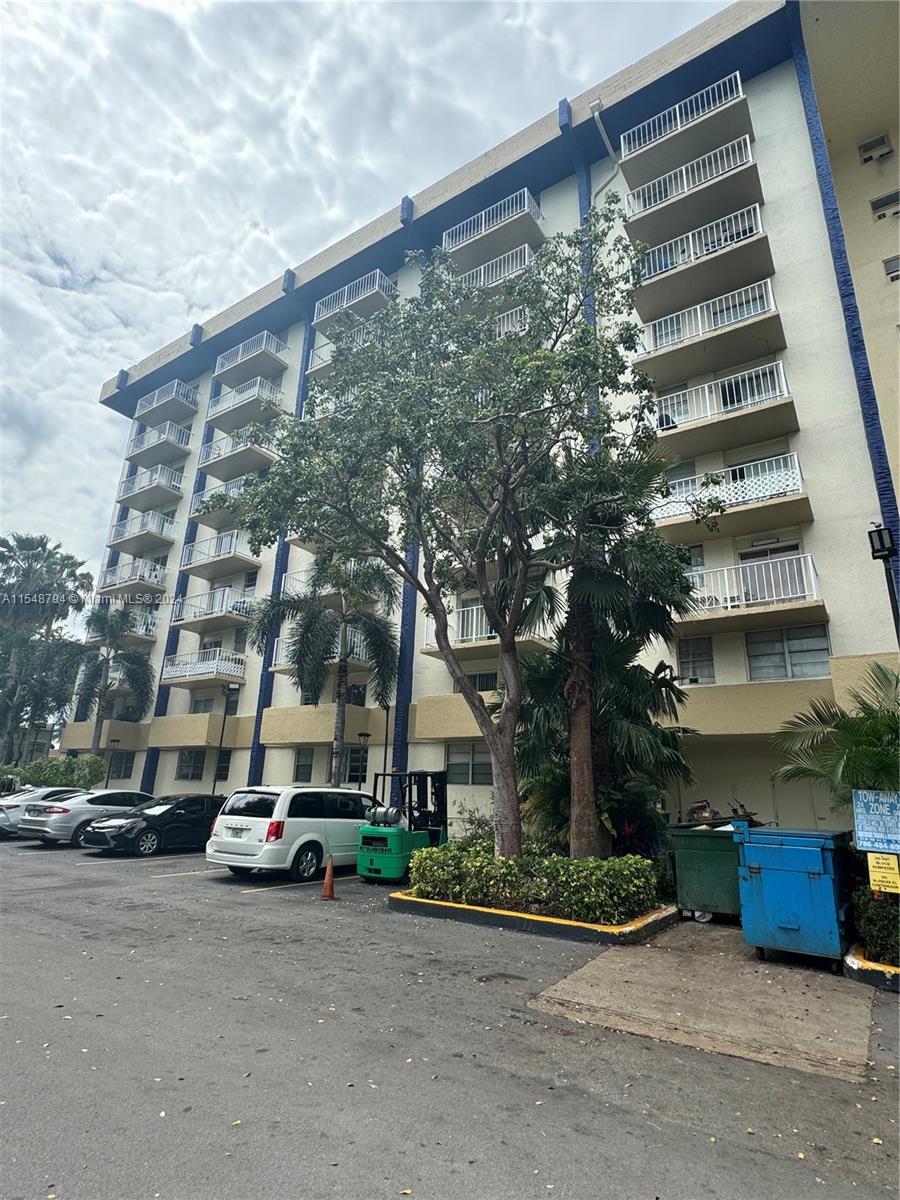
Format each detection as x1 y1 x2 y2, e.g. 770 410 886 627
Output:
1 839 897 1200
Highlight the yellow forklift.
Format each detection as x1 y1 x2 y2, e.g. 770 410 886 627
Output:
357 770 448 882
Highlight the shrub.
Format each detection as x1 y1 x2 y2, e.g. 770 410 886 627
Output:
18 755 106 790
852 885 899 967
409 843 659 926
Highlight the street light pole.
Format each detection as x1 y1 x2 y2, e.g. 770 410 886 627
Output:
356 730 371 791
216 684 240 786
868 525 899 645
104 738 120 789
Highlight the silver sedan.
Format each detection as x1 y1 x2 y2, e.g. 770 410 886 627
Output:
0 787 85 837
16 788 155 847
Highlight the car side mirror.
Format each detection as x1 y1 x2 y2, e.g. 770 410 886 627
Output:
174 809 186 816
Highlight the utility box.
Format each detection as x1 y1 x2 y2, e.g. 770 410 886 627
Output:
732 823 853 965
670 823 742 917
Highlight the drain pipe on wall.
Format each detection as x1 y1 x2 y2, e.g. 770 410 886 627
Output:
589 99 621 203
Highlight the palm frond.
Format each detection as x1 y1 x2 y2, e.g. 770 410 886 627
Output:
347 609 399 708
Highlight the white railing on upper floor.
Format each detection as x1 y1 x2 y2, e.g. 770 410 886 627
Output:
313 270 397 324
639 280 775 354
642 205 763 281
162 648 245 683
134 379 199 419
172 587 255 623
442 188 543 253
117 464 184 502
625 136 753 219
460 244 536 290
199 428 273 466
494 307 528 338
208 377 283 417
657 362 788 431
181 530 255 568
656 452 803 521
109 511 175 544
98 559 166 590
687 553 817 613
214 331 288 375
190 475 251 513
127 421 191 457
621 72 743 158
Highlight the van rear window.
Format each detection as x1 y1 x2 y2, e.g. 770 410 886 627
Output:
221 791 278 818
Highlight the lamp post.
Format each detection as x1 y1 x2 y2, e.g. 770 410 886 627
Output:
104 738 120 789
868 524 899 644
382 704 390 777
216 684 241 785
356 730 371 790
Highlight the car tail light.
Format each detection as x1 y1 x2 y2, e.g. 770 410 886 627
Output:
0 803 19 811
41 806 70 814
265 820 284 842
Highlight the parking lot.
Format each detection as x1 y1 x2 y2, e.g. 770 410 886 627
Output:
2 839 897 1200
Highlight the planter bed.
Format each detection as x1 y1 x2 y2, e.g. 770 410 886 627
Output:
843 943 900 992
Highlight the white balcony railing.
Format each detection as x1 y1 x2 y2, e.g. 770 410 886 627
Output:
98 559 166 590
199 428 271 467
181 530 254 568
621 72 743 158
307 319 375 373
172 587 255 623
109 511 175 544
208 377 283 418
190 475 250 513
460 244 535 291
495 307 528 338
132 612 159 638
657 362 788 431
313 270 397 325
272 625 367 667
134 380 199 419
656 453 803 521
424 605 550 647
117 464 184 502
639 280 775 354
214 331 288 376
687 553 817 614
443 188 543 253
127 421 191 457
642 205 763 282
162 648 245 683
625 135 752 219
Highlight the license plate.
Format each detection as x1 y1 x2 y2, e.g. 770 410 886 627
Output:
26 807 43 816
226 827 246 839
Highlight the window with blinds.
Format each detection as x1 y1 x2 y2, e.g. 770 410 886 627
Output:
745 625 830 681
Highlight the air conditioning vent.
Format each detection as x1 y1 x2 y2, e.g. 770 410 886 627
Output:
859 133 893 164
885 256 900 283
871 190 900 220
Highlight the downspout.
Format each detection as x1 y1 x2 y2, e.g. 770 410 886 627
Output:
589 99 621 202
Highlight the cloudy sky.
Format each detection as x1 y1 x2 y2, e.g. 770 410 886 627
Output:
1 0 727 580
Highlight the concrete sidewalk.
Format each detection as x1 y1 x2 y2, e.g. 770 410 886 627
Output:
532 921 879 1080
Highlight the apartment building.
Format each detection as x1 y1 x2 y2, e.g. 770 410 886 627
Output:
61 0 898 830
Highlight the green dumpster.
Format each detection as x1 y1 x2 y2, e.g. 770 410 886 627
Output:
670 823 741 917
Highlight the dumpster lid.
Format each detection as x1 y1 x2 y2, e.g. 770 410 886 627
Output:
731 822 852 849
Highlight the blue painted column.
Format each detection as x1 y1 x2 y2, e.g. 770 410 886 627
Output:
558 97 595 326
390 545 420 785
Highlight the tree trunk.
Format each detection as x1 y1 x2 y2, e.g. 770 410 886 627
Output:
564 598 604 859
590 738 614 859
90 655 110 754
484 722 522 858
330 632 348 787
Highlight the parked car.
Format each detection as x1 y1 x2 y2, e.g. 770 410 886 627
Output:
207 786 373 880
16 788 156 847
82 793 227 856
0 787 80 838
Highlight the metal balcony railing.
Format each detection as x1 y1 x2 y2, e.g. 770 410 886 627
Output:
443 188 543 253
132 612 159 638
134 379 199 419
494 307 528 338
109 511 175 544
272 625 367 666
625 136 753 219
424 605 550 646
127 421 191 457
162 648 245 683
657 362 789 431
460 244 535 290
621 72 743 158
214 331 288 376
117 464 184 502
313 270 397 324
642 205 763 281
172 587 255 623
208 377 282 418
190 476 250 513
199 428 271 466
98 559 166 590
656 453 803 520
181 530 254 568
639 280 775 354
686 553 817 614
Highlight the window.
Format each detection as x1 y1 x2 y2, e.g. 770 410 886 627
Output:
446 742 493 786
678 637 715 685
224 687 240 716
191 696 214 715
108 751 135 780
233 628 247 655
288 791 323 818
221 790 277 818
346 683 367 707
341 746 368 784
201 638 222 651
858 133 892 164
214 749 231 781
323 792 365 820
177 798 205 816
884 256 900 283
746 625 830 681
243 570 258 597
454 671 499 693
176 750 206 781
293 746 314 783
871 190 900 221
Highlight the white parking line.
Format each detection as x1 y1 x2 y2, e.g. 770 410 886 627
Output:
239 875 360 895
151 867 221 878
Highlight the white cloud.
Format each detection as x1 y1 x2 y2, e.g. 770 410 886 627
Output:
0 0 727 581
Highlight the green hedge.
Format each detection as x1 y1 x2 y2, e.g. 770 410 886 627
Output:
409 839 659 926
852 885 899 968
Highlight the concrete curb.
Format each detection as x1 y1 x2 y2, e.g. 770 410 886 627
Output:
387 892 679 944
843 943 900 992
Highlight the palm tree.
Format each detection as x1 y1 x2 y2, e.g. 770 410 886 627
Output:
0 634 86 764
772 662 899 806
250 555 400 785
75 607 157 753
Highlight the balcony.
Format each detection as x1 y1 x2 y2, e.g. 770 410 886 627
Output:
199 428 277 481
494 307 528 338
116 464 184 513
172 586 255 634
190 476 251 531
161 648 246 689
87 609 158 645
313 269 397 328
421 606 551 662
125 421 191 469
442 188 545 273
459 244 535 300
636 205 773 322
635 280 785 388
306 320 374 378
271 627 368 674
620 72 753 189
624 137 762 247
97 558 166 599
208 377 284 434
147 713 249 749
656 362 798 458
281 561 369 607
180 530 260 581
261 703 373 746
677 554 826 637
655 452 812 541
134 379 199 426
108 511 176 557
213 331 288 389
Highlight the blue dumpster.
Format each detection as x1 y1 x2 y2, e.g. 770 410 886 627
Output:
732 823 852 966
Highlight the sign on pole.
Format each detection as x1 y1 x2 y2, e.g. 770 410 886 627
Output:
852 790 900 855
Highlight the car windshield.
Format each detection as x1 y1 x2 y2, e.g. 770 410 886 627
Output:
221 791 278 818
130 797 175 812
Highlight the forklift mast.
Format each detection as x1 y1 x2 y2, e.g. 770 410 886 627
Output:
372 771 448 831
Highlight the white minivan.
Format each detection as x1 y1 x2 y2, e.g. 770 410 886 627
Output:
207 785 373 880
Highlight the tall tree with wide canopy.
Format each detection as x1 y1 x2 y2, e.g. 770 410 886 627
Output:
75 607 156 753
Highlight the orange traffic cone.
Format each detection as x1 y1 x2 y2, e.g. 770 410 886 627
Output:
321 853 335 901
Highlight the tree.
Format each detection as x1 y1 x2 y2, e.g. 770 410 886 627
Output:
18 754 106 790
0 631 85 764
75 607 156 753
249 555 399 785
231 198 653 856
772 662 899 805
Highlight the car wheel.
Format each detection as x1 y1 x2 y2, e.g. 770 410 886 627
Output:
227 866 253 878
70 823 95 848
135 830 161 857
289 843 322 882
